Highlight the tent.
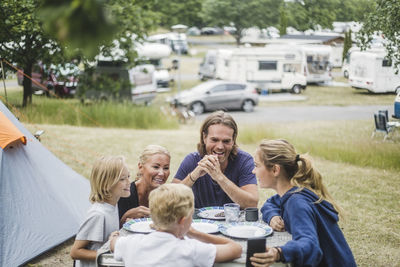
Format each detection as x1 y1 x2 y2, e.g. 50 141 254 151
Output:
0 100 91 266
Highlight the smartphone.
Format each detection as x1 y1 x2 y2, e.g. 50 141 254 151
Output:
246 237 266 267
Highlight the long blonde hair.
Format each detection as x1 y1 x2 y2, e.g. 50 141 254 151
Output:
89 155 126 203
258 139 342 217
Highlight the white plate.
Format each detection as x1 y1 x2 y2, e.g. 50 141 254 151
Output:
219 222 273 239
123 218 155 233
191 219 220 234
197 206 225 220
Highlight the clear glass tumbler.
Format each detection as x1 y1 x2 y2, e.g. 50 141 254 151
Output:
224 203 240 223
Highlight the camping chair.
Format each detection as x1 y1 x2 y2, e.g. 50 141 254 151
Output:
372 113 394 141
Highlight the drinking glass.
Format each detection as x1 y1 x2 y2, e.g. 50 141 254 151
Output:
224 203 240 223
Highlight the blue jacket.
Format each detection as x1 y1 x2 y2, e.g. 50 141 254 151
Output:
261 187 357 267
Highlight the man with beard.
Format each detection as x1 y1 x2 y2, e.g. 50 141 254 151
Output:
172 111 258 208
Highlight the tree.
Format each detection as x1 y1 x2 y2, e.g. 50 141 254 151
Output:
0 0 64 107
154 0 204 28
335 0 374 22
279 6 288 36
201 0 283 46
285 0 340 31
358 0 400 71
342 29 352 62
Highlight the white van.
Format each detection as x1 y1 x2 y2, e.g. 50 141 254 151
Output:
300 44 332 83
348 48 400 94
215 46 307 94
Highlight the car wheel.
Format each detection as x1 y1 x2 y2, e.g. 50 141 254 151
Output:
242 99 254 112
291 84 301 94
344 70 349 79
191 101 205 114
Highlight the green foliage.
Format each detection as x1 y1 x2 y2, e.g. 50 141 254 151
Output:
9 95 179 129
0 0 64 106
201 0 283 45
154 0 204 28
279 7 287 35
358 0 400 71
342 30 352 62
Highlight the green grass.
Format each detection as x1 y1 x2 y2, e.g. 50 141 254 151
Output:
2 91 179 129
258 84 396 107
23 121 400 267
238 120 400 172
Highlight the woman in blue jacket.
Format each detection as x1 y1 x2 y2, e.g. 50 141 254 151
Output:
250 139 356 267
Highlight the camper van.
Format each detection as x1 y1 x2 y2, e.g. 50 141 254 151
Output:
82 61 157 105
300 44 332 83
348 48 400 94
147 33 188 54
212 46 307 94
198 49 232 81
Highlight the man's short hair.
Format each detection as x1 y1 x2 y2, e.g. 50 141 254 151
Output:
89 155 126 203
149 184 194 231
197 110 238 160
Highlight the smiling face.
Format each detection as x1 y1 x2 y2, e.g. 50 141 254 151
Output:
139 153 170 190
253 150 276 189
109 165 131 203
203 124 234 166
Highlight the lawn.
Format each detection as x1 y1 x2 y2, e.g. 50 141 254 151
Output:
22 119 400 267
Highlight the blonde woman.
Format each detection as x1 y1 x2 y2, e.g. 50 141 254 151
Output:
111 184 242 266
251 139 356 267
70 156 131 267
118 145 170 225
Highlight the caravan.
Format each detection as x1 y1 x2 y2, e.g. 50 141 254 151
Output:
300 44 332 83
210 45 307 94
348 48 400 94
147 32 188 55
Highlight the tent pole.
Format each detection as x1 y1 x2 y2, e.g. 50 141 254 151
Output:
1 59 8 103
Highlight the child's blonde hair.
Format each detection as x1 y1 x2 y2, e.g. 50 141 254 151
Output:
149 184 193 231
89 155 126 203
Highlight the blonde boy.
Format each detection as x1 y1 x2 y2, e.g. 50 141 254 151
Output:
111 183 241 267
71 156 131 267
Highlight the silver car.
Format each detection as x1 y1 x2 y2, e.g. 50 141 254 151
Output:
172 80 259 114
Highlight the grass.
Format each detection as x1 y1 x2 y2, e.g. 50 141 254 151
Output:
22 120 400 267
1 90 179 129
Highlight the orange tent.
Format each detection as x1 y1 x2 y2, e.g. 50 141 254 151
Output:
0 109 26 149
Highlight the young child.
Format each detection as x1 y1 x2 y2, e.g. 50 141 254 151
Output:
110 183 242 267
250 139 356 267
70 156 131 267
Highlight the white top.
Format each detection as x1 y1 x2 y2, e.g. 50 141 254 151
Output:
75 202 119 267
114 231 217 267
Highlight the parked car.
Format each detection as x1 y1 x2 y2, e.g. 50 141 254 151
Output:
17 62 79 97
170 80 259 114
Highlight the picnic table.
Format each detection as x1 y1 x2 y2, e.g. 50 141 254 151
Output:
97 209 293 267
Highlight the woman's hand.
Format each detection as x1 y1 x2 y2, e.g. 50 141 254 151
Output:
250 247 279 267
120 206 150 225
269 216 285 232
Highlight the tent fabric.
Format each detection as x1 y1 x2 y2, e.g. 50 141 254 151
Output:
0 109 26 149
0 100 91 266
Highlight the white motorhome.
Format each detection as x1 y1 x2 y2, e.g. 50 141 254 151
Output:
300 44 332 83
215 45 307 94
348 48 400 94
147 33 188 54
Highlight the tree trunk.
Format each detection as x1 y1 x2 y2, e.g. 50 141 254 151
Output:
22 62 33 107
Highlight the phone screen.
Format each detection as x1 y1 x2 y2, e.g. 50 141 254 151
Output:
246 237 266 267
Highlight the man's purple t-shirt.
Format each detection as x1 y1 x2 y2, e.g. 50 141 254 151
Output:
175 149 257 208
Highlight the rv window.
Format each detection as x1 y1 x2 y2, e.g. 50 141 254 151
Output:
259 61 277 70
382 58 392 67
306 56 313 63
227 84 245 91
